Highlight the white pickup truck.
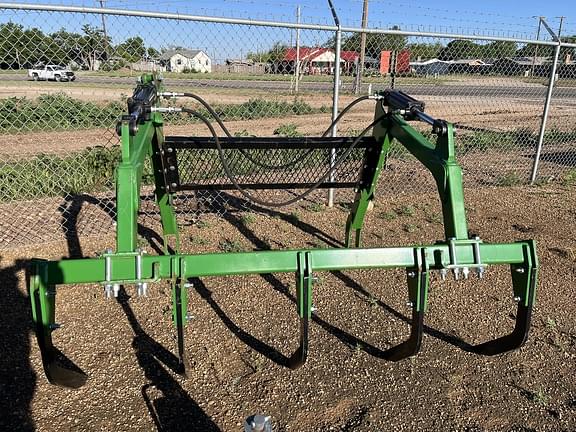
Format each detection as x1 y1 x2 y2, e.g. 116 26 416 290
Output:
28 64 76 82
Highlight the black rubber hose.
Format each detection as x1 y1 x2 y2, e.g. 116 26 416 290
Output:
179 92 374 170
181 107 384 208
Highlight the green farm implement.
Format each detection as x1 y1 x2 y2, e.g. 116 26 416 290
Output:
29 74 538 388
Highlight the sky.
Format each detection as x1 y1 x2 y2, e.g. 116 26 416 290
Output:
1 0 575 62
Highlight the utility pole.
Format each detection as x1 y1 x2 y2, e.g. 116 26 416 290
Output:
99 0 109 57
353 0 369 94
530 16 544 77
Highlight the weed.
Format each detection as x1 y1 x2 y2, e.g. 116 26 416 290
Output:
367 295 378 308
533 388 550 405
307 202 325 212
240 213 257 225
233 129 254 137
546 318 557 331
395 205 415 217
136 235 148 250
378 211 397 221
425 212 443 224
354 342 363 354
497 171 522 187
196 220 210 229
403 223 419 233
273 123 302 137
190 235 209 246
218 238 244 253
289 211 300 222
561 169 576 186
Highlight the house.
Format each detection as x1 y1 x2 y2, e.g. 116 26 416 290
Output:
277 47 338 75
448 59 492 74
410 58 451 75
159 49 212 73
490 57 550 76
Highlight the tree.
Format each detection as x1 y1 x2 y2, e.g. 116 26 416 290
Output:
341 27 407 59
438 39 481 60
247 41 288 63
406 42 443 60
116 36 146 62
75 24 110 70
147 47 160 59
481 40 517 59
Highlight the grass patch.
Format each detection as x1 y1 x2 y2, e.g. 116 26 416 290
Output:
273 123 303 137
496 171 522 187
377 211 397 221
306 202 325 212
218 238 244 253
395 205 415 217
0 146 129 201
240 213 257 225
0 94 325 133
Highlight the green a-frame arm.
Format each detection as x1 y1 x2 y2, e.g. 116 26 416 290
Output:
28 75 538 388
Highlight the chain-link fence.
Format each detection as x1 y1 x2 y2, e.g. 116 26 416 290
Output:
0 3 575 250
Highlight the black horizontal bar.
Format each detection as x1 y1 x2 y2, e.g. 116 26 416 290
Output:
164 136 377 150
172 181 357 191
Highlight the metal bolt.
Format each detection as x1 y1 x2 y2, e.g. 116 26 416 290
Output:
186 313 194 321
406 301 413 307
167 147 174 153
311 276 320 284
184 283 193 288
311 306 317 312
462 267 470 279
513 296 521 302
515 268 525 274
171 183 177 188
104 284 113 298
169 166 176 171
477 267 485 279
49 323 62 330
439 268 447 281
453 268 461 280
113 283 121 298
407 271 416 278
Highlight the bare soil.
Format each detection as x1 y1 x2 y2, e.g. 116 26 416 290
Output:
1 185 576 431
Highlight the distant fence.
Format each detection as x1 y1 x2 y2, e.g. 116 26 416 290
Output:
0 3 575 249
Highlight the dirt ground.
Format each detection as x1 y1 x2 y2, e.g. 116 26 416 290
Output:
1 185 576 431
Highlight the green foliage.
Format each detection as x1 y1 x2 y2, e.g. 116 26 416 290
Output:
218 238 244 253
497 171 522 187
377 211 396 221
240 213 257 225
0 93 124 132
340 27 407 59
457 128 536 154
403 223 419 233
395 205 415 217
0 146 133 201
273 123 302 137
306 202 325 212
0 95 321 133
561 169 576 186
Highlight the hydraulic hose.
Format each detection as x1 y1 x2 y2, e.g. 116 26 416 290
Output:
174 92 375 171
181 107 384 208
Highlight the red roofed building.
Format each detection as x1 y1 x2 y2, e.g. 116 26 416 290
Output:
274 47 361 75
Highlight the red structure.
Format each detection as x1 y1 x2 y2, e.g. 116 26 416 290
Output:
380 50 411 74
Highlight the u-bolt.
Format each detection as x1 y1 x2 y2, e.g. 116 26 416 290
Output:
472 236 485 278
136 251 147 296
104 249 113 298
448 238 461 280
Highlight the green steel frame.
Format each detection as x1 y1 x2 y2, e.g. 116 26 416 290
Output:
28 74 538 388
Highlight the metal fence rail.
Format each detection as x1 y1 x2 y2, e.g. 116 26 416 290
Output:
0 3 574 249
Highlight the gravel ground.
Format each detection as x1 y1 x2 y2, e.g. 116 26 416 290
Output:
1 186 576 431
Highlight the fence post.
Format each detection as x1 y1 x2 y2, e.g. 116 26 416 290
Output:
530 42 561 184
327 26 342 207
